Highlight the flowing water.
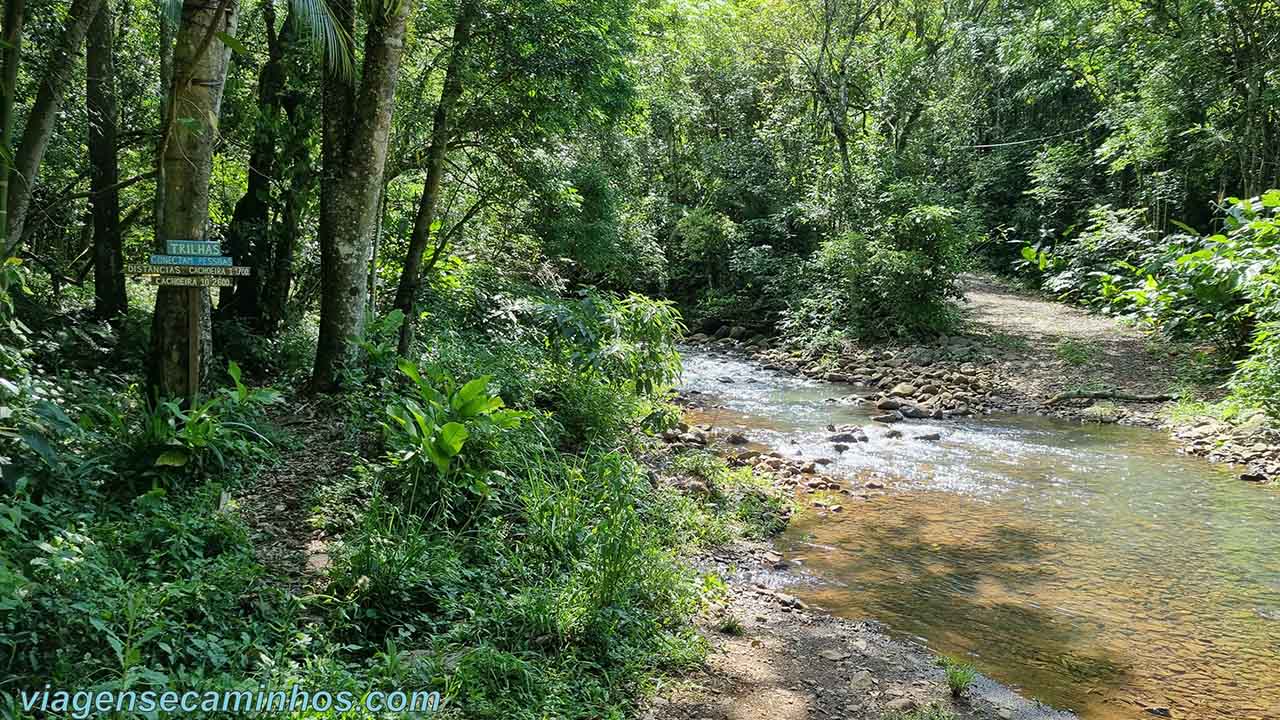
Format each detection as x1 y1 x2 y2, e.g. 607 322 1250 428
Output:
679 348 1280 720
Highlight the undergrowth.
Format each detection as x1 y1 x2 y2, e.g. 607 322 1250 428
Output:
1 280 785 719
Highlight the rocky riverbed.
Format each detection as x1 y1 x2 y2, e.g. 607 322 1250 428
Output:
678 332 1280 484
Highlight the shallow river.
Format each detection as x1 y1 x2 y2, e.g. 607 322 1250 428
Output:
679 349 1280 720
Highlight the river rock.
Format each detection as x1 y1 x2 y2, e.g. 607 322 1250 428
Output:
849 670 874 691
729 325 749 340
872 411 904 423
916 432 942 441
876 398 903 411
890 382 917 397
900 404 931 419
713 326 732 340
885 429 903 439
1241 468 1269 482
829 432 861 443
885 697 917 713
727 432 749 445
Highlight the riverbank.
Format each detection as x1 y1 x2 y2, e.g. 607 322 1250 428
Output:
684 274 1279 484
647 417 1083 720
642 539 1076 720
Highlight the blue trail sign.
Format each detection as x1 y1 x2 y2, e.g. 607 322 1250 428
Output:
150 254 234 267
166 240 222 256
124 240 252 404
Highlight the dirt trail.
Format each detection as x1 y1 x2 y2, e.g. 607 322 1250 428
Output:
237 410 351 591
958 274 1182 410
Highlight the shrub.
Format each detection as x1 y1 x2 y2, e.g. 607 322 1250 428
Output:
383 362 527 524
1024 205 1161 304
671 208 739 294
1232 324 1280 416
786 202 974 341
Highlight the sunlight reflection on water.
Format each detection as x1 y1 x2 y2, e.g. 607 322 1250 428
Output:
680 347 1280 720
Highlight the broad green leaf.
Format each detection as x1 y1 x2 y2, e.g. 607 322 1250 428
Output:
216 31 250 55
452 376 491 411
19 430 57 467
436 422 469 457
398 360 422 386
154 449 189 467
33 400 76 432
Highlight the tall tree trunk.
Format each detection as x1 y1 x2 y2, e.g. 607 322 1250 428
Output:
219 4 285 328
258 70 311 337
153 8 175 239
261 111 307 335
219 6 311 338
3 0 104 257
145 0 238 400
392 0 475 355
0 0 24 252
87 0 125 322
311 0 412 391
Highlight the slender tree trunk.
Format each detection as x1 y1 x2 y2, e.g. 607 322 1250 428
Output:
145 0 238 400
392 0 475 355
311 0 412 391
220 6 285 327
368 183 385 313
154 9 174 239
219 6 310 337
87 0 125 322
260 68 311 337
3 0 104 256
0 0 24 252
262 117 306 335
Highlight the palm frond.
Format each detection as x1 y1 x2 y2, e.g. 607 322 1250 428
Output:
288 0 357 81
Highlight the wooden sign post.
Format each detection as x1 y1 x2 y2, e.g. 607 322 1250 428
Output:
126 241 251 405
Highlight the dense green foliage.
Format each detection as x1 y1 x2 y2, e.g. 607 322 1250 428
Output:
1 0 1279 715
1 269 786 717
1030 191 1280 413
